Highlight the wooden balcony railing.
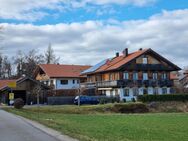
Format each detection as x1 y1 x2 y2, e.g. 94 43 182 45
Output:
81 79 174 88
80 82 96 88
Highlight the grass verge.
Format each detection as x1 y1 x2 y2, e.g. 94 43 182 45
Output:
3 104 188 141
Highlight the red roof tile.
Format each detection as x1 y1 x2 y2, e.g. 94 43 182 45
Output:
39 64 91 78
96 49 149 72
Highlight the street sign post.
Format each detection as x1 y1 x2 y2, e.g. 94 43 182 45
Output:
9 93 14 100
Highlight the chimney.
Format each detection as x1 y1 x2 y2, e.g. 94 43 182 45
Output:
123 48 128 57
116 52 119 57
139 48 143 51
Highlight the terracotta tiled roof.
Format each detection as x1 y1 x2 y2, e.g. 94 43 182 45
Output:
0 79 17 90
95 49 149 73
39 64 91 78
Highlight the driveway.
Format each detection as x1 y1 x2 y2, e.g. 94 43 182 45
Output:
0 109 59 141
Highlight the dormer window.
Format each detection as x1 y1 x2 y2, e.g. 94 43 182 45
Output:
143 57 148 64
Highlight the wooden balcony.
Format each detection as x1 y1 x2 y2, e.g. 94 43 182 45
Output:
96 79 174 88
81 79 174 88
96 80 118 87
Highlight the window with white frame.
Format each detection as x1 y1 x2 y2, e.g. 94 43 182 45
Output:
153 72 158 80
161 73 167 80
143 73 148 80
133 72 138 80
123 72 129 80
138 87 144 95
143 57 148 64
148 87 154 95
124 89 129 96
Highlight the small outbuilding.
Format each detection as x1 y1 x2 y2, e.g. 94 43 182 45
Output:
0 77 49 105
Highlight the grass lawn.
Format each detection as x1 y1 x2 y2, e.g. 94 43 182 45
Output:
3 105 188 141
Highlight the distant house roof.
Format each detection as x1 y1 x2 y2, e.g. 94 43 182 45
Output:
83 48 181 75
37 64 91 78
170 73 179 80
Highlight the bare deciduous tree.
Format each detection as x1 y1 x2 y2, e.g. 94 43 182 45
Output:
14 50 26 77
24 49 45 77
2 56 11 78
45 43 60 64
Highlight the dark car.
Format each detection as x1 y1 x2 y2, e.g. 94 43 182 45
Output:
74 96 99 105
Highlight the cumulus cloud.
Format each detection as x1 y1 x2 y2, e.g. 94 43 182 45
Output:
0 9 188 67
0 0 156 21
0 0 64 21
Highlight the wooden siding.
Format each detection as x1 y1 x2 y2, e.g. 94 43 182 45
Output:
36 73 50 81
136 55 160 64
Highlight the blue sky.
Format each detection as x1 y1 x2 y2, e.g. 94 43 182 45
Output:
0 0 188 67
1 0 188 25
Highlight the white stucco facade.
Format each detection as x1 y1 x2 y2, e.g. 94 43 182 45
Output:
102 87 173 101
44 78 80 90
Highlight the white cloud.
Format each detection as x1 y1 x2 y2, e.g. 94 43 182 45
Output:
0 0 156 21
0 0 64 21
0 9 188 68
72 0 156 7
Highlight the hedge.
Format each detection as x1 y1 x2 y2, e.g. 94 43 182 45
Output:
137 94 188 102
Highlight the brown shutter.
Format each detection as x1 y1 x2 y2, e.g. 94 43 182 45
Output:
158 72 162 80
148 71 152 79
129 72 133 80
119 72 123 80
138 71 142 80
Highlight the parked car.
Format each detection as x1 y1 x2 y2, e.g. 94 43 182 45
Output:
74 95 99 105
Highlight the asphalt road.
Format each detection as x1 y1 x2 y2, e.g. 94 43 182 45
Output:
0 109 59 141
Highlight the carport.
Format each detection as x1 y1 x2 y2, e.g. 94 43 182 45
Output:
0 77 49 105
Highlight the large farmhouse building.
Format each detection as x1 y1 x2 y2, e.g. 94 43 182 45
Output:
81 48 181 101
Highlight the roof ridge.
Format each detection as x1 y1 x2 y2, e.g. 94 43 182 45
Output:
96 49 149 72
40 64 91 67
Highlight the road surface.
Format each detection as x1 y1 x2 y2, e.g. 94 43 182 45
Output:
0 109 59 141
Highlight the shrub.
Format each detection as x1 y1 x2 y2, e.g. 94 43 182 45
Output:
99 98 107 104
132 98 136 102
14 98 24 109
138 94 188 102
123 98 126 103
112 103 149 113
99 96 120 104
